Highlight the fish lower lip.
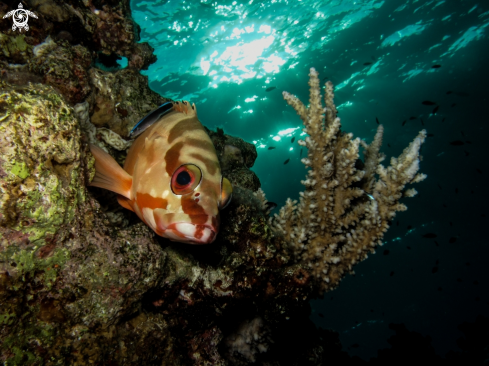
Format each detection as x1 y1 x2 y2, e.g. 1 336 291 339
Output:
167 223 217 244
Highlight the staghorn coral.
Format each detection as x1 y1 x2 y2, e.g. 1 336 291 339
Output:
272 68 427 294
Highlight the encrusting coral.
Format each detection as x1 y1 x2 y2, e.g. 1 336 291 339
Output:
272 68 427 294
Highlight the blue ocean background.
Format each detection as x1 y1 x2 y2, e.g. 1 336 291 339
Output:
130 0 489 361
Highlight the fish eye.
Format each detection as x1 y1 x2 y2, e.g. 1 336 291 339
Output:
171 164 202 195
219 177 233 209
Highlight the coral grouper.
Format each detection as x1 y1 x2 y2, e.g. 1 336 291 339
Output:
89 101 232 244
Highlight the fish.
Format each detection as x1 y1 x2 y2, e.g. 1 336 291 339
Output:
427 133 435 137
449 237 456 244
451 103 456 107
376 117 379 124
300 148 303 157
268 146 276 150
265 202 278 211
476 168 482 174
450 140 464 146
409 116 417 120
388 143 391 147
432 106 439 114
265 86 276 92
363 62 372 65
383 250 389 255
432 266 438 274
432 64 441 68
402 120 407 126
129 102 174 138
284 158 290 165
423 233 437 238
420 118 424 126
437 184 442 190
291 137 295 143
89 101 233 245
422 101 436 106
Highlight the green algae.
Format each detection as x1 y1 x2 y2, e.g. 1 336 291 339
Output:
0 33 32 62
9 162 29 179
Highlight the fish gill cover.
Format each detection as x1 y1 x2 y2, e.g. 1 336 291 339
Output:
0 0 488 364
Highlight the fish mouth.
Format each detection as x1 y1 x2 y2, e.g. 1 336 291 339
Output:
152 210 218 244
163 222 217 244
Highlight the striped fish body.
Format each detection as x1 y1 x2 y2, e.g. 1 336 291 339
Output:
89 101 232 244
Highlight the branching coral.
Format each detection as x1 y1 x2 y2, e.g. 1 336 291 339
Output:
272 68 427 294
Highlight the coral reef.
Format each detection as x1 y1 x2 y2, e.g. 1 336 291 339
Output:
87 67 167 137
207 127 261 191
0 0 156 106
29 36 92 104
224 317 271 363
0 2 427 365
273 68 426 294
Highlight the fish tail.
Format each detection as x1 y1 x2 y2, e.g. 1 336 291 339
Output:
89 144 133 199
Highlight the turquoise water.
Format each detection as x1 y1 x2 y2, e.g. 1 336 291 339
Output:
131 0 489 360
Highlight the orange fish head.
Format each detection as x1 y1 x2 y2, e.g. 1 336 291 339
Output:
144 163 225 245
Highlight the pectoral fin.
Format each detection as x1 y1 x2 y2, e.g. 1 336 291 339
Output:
89 144 132 199
117 195 135 212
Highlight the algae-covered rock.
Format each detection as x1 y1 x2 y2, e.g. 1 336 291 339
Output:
0 82 81 250
28 37 92 104
88 67 167 137
0 33 33 63
207 127 261 191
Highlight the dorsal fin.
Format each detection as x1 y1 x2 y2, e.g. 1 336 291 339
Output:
89 144 132 199
129 102 174 138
